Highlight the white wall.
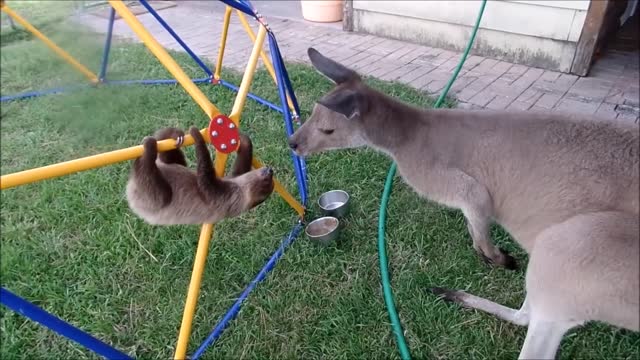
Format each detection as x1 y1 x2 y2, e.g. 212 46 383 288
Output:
351 0 591 72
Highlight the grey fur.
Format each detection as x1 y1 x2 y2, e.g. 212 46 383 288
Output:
289 48 639 359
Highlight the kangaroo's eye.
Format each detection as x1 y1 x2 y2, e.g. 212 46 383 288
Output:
320 129 334 135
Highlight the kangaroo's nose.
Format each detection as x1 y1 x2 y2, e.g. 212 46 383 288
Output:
261 167 273 176
288 139 298 150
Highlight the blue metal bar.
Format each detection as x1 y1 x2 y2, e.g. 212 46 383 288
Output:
218 79 283 113
104 77 211 86
191 221 305 360
268 33 308 205
273 43 301 117
99 7 116 82
270 46 308 204
1 77 211 102
240 0 258 16
0 288 133 360
267 32 309 203
217 0 256 18
0 84 90 102
138 0 213 77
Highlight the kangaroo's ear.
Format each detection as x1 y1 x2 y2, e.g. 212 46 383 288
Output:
308 47 361 84
317 89 365 120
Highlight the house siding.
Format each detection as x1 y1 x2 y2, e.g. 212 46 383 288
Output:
351 0 591 72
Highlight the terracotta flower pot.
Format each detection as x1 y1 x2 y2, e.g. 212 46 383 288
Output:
301 0 343 23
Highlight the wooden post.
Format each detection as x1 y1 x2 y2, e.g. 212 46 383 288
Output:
343 0 353 32
570 0 610 76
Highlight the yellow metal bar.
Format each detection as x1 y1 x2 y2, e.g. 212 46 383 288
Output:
214 6 232 80
218 25 304 216
213 151 229 178
213 24 267 176
229 17 304 216
252 157 305 218
0 133 201 190
229 25 267 122
107 0 220 119
173 17 252 354
173 11 261 354
1 5 98 83
174 222 214 360
236 11 297 116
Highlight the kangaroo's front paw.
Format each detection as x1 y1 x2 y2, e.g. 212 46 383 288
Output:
478 247 518 271
499 250 518 270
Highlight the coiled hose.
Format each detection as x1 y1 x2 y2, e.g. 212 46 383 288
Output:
377 1 487 359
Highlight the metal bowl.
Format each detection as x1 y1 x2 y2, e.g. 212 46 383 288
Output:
318 190 350 218
305 216 340 247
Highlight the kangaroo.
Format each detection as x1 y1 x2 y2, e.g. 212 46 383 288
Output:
288 48 639 359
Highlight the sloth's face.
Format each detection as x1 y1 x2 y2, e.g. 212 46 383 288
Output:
235 166 275 210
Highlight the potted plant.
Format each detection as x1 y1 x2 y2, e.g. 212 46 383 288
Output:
300 0 343 23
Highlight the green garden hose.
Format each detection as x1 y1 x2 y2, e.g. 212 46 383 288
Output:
377 1 488 359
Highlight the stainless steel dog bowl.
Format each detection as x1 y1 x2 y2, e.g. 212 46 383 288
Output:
305 216 340 246
318 190 350 218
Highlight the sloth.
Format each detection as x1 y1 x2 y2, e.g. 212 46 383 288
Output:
126 126 274 225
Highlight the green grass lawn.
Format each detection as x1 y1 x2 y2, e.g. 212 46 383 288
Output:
1 3 638 359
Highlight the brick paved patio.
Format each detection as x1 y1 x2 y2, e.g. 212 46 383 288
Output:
75 3 639 121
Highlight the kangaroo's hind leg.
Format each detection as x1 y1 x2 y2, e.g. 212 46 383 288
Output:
429 287 530 326
428 271 578 360
132 136 173 207
518 317 576 360
153 127 187 166
428 286 573 359
430 211 638 359
428 286 576 360
520 211 638 359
